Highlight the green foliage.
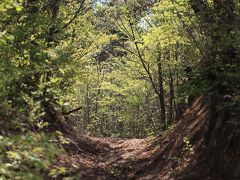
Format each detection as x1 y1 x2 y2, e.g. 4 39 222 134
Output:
0 133 62 179
183 137 194 155
0 0 91 179
68 0 202 137
0 0 23 12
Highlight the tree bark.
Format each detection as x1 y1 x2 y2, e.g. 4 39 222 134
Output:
157 52 166 127
168 66 174 124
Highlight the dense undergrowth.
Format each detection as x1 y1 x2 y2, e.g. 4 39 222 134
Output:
0 133 60 179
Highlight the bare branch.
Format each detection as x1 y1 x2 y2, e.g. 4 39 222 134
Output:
62 0 87 29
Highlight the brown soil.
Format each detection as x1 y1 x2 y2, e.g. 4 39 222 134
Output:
56 96 224 180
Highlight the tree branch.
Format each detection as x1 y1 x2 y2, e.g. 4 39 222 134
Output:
62 106 82 116
62 0 87 29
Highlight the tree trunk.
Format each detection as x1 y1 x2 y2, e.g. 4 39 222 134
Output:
133 41 166 128
168 66 174 124
157 52 166 127
84 83 91 129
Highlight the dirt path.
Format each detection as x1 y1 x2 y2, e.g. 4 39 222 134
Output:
57 136 152 179
56 97 215 180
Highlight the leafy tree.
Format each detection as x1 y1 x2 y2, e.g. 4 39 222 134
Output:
189 0 240 176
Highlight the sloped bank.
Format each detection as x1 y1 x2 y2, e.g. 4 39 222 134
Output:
58 96 239 180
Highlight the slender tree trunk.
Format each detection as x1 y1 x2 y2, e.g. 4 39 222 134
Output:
128 22 167 128
174 43 180 119
133 40 166 128
84 83 90 129
168 66 174 124
95 61 101 115
157 52 166 127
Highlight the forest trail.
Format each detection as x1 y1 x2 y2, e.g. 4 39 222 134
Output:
57 135 151 179
56 96 217 180
1 1 239 179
